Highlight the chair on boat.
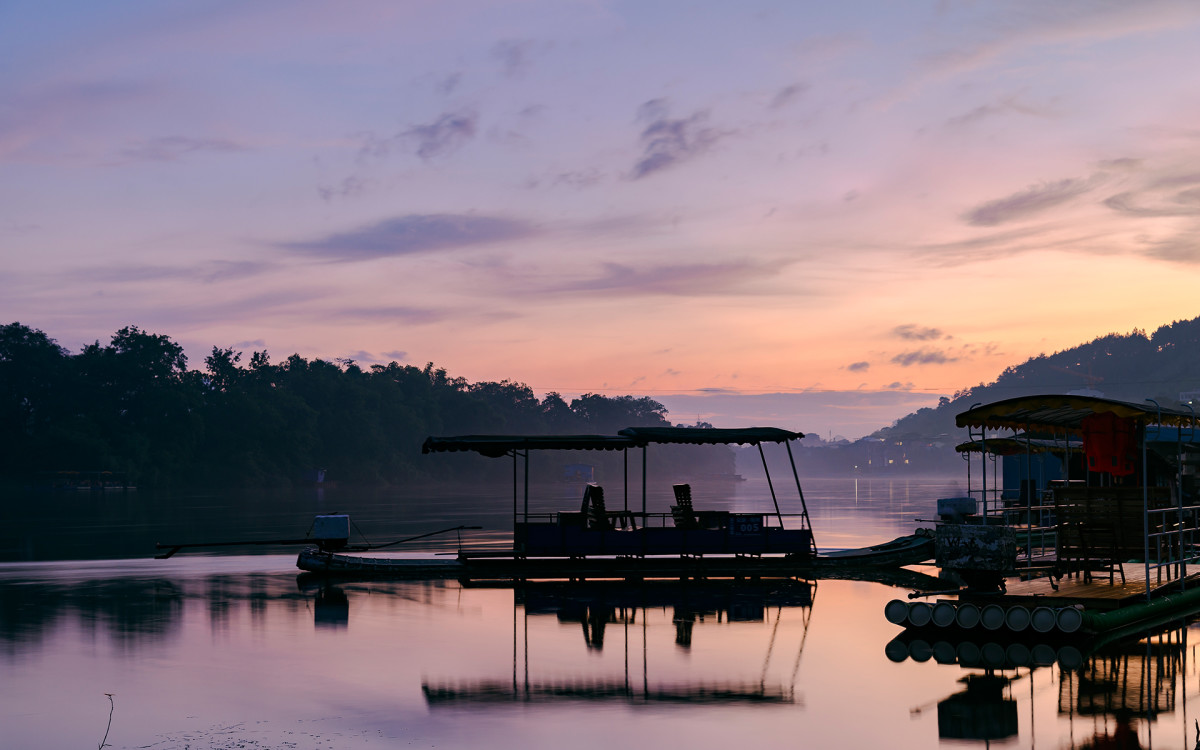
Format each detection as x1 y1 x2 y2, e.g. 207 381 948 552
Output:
582 484 612 531
671 484 698 529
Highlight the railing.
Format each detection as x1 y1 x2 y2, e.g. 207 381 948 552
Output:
1146 502 1200 583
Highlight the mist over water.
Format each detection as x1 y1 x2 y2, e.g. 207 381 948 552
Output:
4 477 1198 749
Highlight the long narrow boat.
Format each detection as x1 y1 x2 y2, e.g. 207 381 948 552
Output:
297 425 935 580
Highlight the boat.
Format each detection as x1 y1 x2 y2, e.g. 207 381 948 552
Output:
886 393 1200 639
296 425 935 580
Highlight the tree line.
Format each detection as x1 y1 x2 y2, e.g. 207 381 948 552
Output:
0 322 718 488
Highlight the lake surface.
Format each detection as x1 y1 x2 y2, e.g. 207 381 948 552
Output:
5 476 1200 748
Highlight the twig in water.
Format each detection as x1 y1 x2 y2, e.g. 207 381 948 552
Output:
99 693 114 750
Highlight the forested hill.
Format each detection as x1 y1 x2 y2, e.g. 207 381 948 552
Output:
0 323 728 489
876 317 1200 442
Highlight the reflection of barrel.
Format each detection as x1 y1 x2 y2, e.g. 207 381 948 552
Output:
1004 606 1030 632
1005 642 1031 667
908 602 933 627
980 604 1006 630
955 603 980 629
1058 645 1083 670
981 642 1006 668
933 641 957 664
956 641 982 667
885 599 910 625
909 639 932 662
885 637 909 662
1031 643 1057 666
1030 606 1056 633
1057 606 1083 634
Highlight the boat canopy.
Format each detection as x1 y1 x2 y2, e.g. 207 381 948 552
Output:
421 435 635 458
618 426 804 446
956 394 1195 434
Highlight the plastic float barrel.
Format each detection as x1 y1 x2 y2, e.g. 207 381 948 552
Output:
907 602 933 627
1004 605 1031 632
956 641 982 667
931 601 957 628
884 637 909 663
1057 605 1084 634
884 599 910 625
955 603 981 629
1005 642 1032 668
1031 643 1057 666
933 641 956 664
909 639 932 662
1057 645 1084 670
981 642 1006 668
980 604 1006 630
1030 606 1057 633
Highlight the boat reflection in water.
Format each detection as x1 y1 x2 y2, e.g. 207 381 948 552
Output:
889 619 1196 748
420 578 816 707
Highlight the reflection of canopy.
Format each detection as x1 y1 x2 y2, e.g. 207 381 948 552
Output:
955 434 1082 456
956 395 1195 433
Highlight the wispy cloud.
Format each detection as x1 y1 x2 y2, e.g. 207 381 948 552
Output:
891 349 957 366
336 306 443 324
118 136 247 162
1104 173 1200 217
553 259 786 296
963 177 1098 226
492 39 548 78
892 324 945 341
65 260 272 284
846 361 870 372
406 111 478 160
629 99 731 180
280 214 537 261
770 83 809 109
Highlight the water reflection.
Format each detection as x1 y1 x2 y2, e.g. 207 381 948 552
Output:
889 619 1198 748
424 579 815 706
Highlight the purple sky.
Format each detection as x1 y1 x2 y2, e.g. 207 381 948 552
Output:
5 2 1200 437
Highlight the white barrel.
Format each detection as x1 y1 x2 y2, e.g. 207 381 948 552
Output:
981 642 1006 668
1057 606 1084 634
884 599 910 625
955 603 981 629
1005 642 1032 667
933 641 956 664
980 604 1006 630
956 641 982 667
1058 645 1084 670
908 602 933 627
1005 606 1031 632
884 638 909 663
909 639 932 662
1031 643 1057 666
931 602 957 628
1030 606 1057 633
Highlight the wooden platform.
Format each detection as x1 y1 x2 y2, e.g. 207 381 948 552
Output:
980 563 1200 611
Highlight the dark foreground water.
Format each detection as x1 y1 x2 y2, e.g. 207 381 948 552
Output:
4 477 1200 748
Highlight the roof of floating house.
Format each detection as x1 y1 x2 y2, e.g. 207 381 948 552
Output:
955 433 1083 456
955 394 1196 433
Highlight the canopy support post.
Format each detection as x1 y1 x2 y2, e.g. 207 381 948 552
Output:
784 440 816 555
758 443 783 528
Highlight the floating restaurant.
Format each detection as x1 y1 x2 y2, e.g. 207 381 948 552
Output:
887 393 1200 642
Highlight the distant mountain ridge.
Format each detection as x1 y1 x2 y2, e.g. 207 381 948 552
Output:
875 316 1200 442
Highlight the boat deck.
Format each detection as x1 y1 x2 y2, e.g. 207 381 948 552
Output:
976 563 1200 610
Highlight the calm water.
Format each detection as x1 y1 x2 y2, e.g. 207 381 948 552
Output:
5 476 1200 748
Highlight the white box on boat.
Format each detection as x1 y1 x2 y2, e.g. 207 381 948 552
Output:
311 514 350 542
937 497 976 520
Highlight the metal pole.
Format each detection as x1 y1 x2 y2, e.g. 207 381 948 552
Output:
642 446 647 517
1145 400 1158 601
758 443 782 524
783 440 815 553
523 448 529 522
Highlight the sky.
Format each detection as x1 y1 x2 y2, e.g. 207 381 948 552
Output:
4 1 1200 439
